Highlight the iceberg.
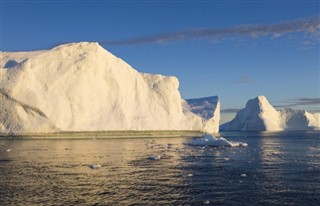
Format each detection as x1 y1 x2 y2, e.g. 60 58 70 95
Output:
279 108 320 131
221 96 320 131
0 42 219 134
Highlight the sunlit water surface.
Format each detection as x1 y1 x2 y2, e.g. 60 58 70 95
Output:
1 132 320 205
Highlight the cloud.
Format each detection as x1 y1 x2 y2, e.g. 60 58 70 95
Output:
284 97 320 107
221 109 241 113
309 109 320 113
275 97 320 109
273 105 289 109
235 76 252 84
103 15 320 45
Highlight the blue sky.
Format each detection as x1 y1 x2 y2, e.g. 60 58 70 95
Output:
1 1 319 123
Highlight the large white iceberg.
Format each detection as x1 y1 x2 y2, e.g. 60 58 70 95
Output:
0 42 219 134
221 96 320 131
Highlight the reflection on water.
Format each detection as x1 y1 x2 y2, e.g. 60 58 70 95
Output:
0 133 320 205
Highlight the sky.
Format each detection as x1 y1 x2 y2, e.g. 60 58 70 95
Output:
1 0 319 123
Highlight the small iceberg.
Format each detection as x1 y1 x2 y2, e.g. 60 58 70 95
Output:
189 135 247 147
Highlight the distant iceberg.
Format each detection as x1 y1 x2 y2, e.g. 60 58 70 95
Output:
182 96 220 133
0 42 219 134
279 108 320 131
221 96 320 131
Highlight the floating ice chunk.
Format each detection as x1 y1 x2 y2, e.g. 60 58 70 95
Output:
239 142 248 147
240 173 247 177
182 173 193 178
148 155 161 160
6 149 11 152
231 142 248 147
189 135 232 147
189 135 247 147
203 200 210 205
89 164 102 169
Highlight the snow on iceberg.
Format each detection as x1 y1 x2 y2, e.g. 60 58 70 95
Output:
189 135 247 147
221 96 320 131
0 42 220 134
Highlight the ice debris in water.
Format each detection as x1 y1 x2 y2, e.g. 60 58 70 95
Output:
203 200 210 205
6 149 11 152
89 164 102 169
224 157 230 161
240 142 248 147
182 173 194 178
189 135 247 147
240 173 247 177
148 155 161 160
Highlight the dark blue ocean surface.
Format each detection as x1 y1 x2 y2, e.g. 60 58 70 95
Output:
0 132 319 205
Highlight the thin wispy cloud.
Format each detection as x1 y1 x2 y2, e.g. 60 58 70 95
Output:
275 97 320 109
103 15 320 45
221 109 241 113
273 105 289 109
285 97 320 107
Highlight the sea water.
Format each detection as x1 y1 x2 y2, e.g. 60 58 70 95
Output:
0 132 319 205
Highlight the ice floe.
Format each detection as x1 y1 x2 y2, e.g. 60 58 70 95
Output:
189 135 248 147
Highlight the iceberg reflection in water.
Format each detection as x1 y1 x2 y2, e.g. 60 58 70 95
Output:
0 132 319 205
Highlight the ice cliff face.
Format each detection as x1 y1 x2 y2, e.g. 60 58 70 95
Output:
182 96 220 133
0 42 219 133
221 96 320 131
